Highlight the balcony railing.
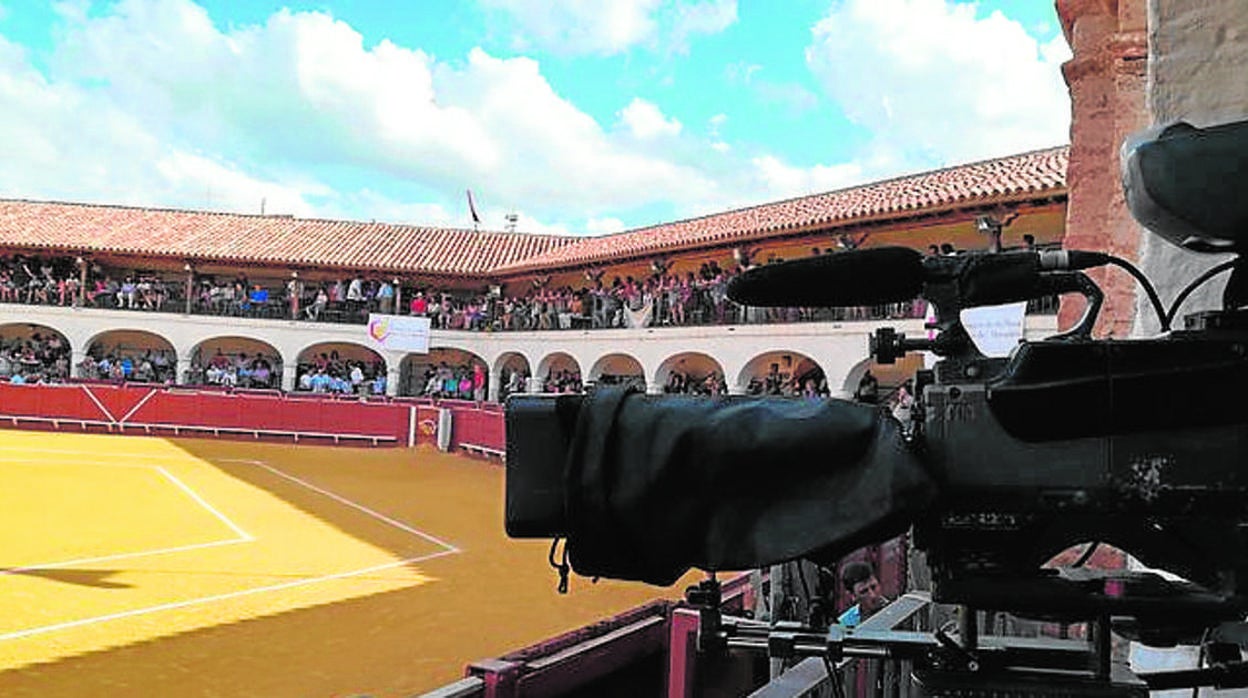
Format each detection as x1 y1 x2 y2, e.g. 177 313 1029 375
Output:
0 291 1060 331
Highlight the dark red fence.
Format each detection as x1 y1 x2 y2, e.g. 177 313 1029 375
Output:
0 382 510 452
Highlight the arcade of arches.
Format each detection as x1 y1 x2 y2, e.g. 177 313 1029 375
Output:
0 320 910 400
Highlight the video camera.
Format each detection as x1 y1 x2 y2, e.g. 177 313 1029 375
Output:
504 118 1248 693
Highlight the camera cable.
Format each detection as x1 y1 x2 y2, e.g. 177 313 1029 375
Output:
548 537 571 594
1165 258 1239 329
1104 255 1171 332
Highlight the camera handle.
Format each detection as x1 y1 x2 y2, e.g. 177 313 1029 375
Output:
871 269 1104 366
1041 271 1103 341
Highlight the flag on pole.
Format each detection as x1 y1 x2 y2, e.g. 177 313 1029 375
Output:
466 189 481 226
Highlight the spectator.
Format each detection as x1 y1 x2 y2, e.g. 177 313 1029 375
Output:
837 561 889 627
306 287 328 320
855 370 879 404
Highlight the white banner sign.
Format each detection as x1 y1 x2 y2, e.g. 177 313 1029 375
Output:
960 302 1027 358
366 314 431 353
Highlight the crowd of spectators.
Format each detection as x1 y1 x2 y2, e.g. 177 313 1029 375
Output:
661 370 729 396
295 352 387 396
745 367 831 398
542 368 582 394
418 362 489 401
1 255 180 311
0 246 957 333
183 349 280 389
76 346 177 384
0 332 71 383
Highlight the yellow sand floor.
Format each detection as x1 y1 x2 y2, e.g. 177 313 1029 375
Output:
0 429 696 697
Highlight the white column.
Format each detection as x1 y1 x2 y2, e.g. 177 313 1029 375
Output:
646 381 664 395
386 365 401 397
71 350 88 379
282 363 298 392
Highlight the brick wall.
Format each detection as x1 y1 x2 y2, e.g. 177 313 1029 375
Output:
1056 0 1149 337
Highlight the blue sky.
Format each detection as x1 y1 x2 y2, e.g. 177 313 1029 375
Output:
0 1 1070 235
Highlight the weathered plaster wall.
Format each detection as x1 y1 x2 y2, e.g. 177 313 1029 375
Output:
1134 0 1248 334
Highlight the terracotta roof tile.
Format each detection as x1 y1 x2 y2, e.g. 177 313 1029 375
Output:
0 200 574 276
0 146 1066 279
494 145 1067 274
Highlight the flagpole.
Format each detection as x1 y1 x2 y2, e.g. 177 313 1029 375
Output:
466 189 481 231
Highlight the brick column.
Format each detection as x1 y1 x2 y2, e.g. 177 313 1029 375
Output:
1056 0 1149 338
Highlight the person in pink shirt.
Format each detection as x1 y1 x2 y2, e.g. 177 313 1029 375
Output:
472 363 486 402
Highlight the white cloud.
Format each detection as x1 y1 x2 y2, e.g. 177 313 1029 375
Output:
480 0 661 55
670 0 737 53
724 60 762 84
619 97 683 139
0 0 724 224
436 49 718 209
750 155 863 200
481 0 736 56
754 80 819 113
805 0 1071 167
1 0 1061 240
586 216 627 234
0 30 315 215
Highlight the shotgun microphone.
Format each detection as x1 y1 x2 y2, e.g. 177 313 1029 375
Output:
726 247 925 307
727 247 1113 309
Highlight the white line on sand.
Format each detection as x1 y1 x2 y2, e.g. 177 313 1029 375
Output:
0 549 458 642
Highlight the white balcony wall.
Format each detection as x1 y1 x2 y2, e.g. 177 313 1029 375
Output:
0 303 1058 398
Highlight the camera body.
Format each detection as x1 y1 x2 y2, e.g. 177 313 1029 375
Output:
503 118 1248 660
910 323 1248 619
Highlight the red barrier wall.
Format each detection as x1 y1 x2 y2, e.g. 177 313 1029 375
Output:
448 406 505 451
0 383 416 447
0 382 510 452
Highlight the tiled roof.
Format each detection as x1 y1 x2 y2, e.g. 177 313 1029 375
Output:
0 200 574 276
493 145 1069 274
0 146 1066 279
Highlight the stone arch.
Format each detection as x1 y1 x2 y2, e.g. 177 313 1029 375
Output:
294 341 387 394
188 336 283 389
0 322 73 382
587 353 645 390
654 352 724 395
536 352 582 393
82 329 177 383
402 347 488 398
736 350 826 396
493 351 531 401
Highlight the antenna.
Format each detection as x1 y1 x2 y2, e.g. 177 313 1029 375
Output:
261 197 266 216
505 212 519 233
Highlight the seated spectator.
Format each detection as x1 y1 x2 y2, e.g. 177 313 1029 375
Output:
252 361 272 388
249 285 269 308
306 287 328 320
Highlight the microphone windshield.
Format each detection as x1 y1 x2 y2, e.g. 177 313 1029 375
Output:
727 247 925 307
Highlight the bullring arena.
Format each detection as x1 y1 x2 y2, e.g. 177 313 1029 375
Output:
0 147 1068 695
0 429 698 696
